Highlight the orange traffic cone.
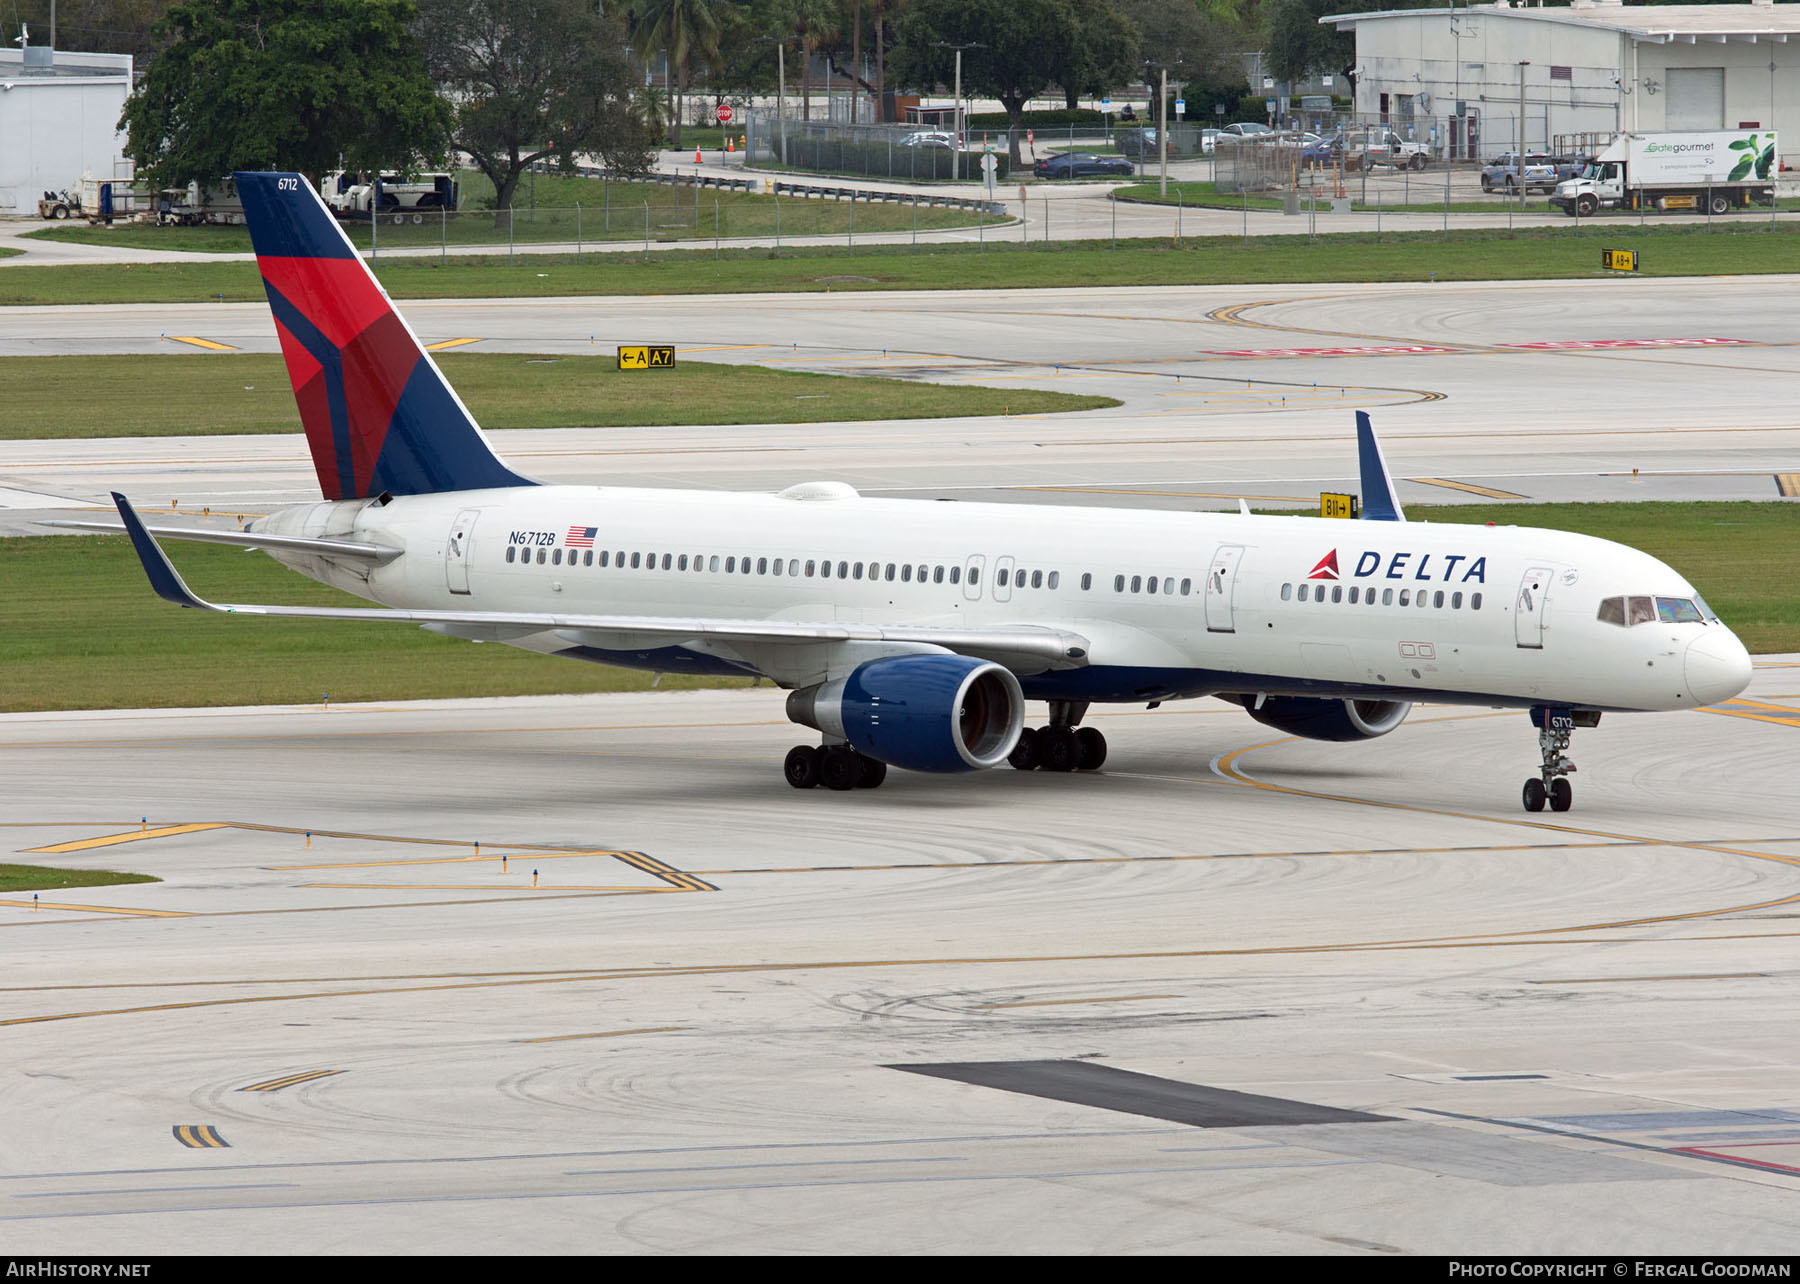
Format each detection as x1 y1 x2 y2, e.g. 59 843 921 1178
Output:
726 136 735 153
695 145 703 163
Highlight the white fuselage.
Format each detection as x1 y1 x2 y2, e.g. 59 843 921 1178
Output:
255 484 1751 714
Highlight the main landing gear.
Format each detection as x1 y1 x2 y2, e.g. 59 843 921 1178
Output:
1009 700 1108 774
785 743 887 791
1521 705 1599 813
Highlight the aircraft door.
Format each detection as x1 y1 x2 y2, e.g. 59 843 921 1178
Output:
992 555 1015 603
1515 565 1553 648
446 507 481 595
1205 544 1246 633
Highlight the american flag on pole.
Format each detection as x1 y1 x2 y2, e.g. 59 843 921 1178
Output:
566 526 597 548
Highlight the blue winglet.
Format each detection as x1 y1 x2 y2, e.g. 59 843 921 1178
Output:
1355 411 1406 522
112 492 212 609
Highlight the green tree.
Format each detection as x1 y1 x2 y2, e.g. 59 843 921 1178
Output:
1054 0 1139 112
631 0 724 146
119 0 449 191
771 0 843 122
419 0 654 216
891 0 1080 164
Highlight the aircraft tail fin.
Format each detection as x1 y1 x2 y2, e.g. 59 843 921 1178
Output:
234 171 532 501
1355 411 1406 522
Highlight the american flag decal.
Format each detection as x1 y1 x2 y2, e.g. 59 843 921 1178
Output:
566 526 597 548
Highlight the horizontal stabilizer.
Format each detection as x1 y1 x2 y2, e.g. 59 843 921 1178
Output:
40 518 400 563
1355 411 1406 522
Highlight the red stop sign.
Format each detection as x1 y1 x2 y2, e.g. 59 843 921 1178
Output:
716 104 734 124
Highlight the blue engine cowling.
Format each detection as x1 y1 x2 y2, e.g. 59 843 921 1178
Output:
1238 695 1411 742
785 654 1025 772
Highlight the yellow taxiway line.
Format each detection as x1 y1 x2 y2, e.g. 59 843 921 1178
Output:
28 823 227 853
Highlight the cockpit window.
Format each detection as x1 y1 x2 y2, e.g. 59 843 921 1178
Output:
1692 594 1718 621
1600 594 1709 627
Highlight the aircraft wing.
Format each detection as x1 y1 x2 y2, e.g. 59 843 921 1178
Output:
40 518 401 563
109 493 1090 668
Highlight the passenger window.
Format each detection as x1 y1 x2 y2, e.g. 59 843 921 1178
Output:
998 568 1009 588
1348 586 1359 604
1472 592 1483 610
1452 591 1462 609
1146 576 1157 595
1048 571 1059 589
838 561 849 578
1298 583 1309 601
678 554 688 571
601 551 611 568
1281 583 1292 601
820 561 831 578
901 564 912 582
1131 575 1142 593
1382 588 1392 605
934 567 945 584
584 550 594 567
1114 574 1125 592
852 563 863 580
725 556 735 573
1628 596 1655 625
789 559 800 576
1180 578 1190 596
506 546 516 563
552 548 563 566
1331 586 1342 603
757 558 767 574
805 560 816 577
741 558 751 574
1081 573 1092 590
1433 590 1445 608
664 554 674 570
886 564 896 582
1399 589 1409 606
709 555 720 572
1032 570 1043 589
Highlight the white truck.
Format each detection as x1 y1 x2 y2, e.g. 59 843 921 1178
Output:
320 171 460 221
1550 129 1776 216
1346 129 1433 171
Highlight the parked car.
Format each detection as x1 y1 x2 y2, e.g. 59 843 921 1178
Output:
1480 152 1580 193
1117 128 1181 159
1199 128 1221 156
1220 122 1272 138
1301 136 1346 169
898 131 956 150
1035 152 1134 179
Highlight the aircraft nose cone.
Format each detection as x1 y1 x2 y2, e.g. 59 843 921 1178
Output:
1685 628 1752 707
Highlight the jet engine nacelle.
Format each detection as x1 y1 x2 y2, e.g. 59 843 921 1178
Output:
786 654 1025 772
1237 695 1412 741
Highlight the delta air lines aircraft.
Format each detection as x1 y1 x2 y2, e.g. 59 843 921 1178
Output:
74 172 1754 812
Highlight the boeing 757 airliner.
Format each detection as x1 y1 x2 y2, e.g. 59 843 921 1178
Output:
70 171 1753 811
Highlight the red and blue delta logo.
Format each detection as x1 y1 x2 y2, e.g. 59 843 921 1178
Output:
1309 547 1490 584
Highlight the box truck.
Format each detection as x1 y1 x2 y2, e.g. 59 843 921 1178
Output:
1550 130 1776 216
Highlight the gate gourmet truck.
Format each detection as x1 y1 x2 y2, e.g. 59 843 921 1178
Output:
1551 129 1776 216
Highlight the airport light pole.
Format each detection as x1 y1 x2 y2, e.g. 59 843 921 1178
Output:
935 41 983 181
1144 60 1185 198
758 37 788 166
1517 61 1530 214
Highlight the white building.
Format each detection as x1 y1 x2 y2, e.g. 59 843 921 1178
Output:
1323 1 1800 162
0 45 134 216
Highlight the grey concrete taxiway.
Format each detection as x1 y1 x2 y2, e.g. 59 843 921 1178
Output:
4 275 1799 1252
3 671 1800 1253
3 277 1800 534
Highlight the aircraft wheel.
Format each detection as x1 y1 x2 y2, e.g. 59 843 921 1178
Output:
784 745 821 789
1075 727 1108 771
1040 727 1079 773
1549 778 1573 813
1522 778 1547 813
856 756 888 789
1008 726 1040 771
820 745 862 792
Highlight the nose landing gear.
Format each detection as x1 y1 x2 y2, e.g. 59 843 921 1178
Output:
1522 706 1599 813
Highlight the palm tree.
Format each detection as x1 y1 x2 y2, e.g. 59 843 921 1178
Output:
631 0 723 148
775 0 841 122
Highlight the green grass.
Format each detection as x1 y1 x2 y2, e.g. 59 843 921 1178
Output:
22 173 979 256
5 502 1794 713
0 353 1115 441
0 246 19 259
7 224 1800 307
0 864 159 893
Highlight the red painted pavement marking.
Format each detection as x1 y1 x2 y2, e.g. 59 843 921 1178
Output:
1672 1144 1800 1175
1501 338 1754 350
